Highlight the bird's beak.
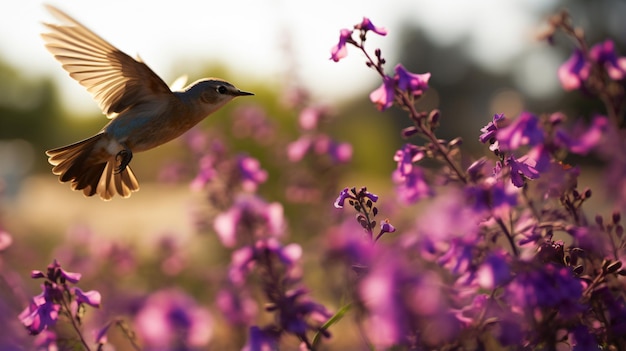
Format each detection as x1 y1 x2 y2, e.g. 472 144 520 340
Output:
235 90 254 96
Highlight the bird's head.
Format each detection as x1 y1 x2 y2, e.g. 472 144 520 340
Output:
183 78 253 114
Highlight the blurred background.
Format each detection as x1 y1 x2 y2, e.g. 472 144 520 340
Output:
1 0 625 349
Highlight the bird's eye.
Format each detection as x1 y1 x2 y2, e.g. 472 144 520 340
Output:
217 86 227 94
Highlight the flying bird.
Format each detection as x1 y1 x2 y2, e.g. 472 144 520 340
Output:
42 5 253 200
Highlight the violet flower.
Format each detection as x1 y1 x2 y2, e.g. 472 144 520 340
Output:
330 29 353 62
354 17 388 36
589 39 626 80
370 75 396 111
557 49 590 91
213 195 285 248
555 115 608 155
394 64 430 96
505 155 540 188
134 289 213 349
496 112 544 151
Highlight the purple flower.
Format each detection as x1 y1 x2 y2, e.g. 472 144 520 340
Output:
330 29 353 62
505 263 584 318
589 39 626 80
392 166 432 204
190 154 217 191
370 75 396 111
229 239 302 284
394 143 424 176
0 229 12 251
327 141 353 163
213 195 285 248
475 251 511 289
557 49 590 91
299 107 323 130
465 178 517 215
238 154 268 192
30 259 82 284
505 155 540 188
379 219 396 235
394 64 430 96
333 187 352 208
216 287 258 326
360 251 459 347
496 112 544 151
134 289 213 349
18 289 60 335
19 260 101 336
555 115 608 155
324 219 376 266
287 136 313 162
479 113 505 144
73 287 101 308
355 17 388 36
34 330 58 350
271 287 331 339
242 326 280 351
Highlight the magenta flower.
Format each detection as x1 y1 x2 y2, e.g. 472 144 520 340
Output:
0 229 12 251
555 115 608 155
355 17 388 36
73 287 101 308
505 263 584 317
496 112 544 151
287 136 313 162
242 326 280 351
333 186 377 209
394 143 424 177
238 154 268 192
392 166 432 204
589 39 626 80
360 252 459 347
394 64 430 96
19 289 61 335
476 251 511 289
19 260 100 336
370 75 396 111
557 49 590 91
330 29 353 62
134 289 213 349
29 259 82 284
505 155 539 188
298 106 325 130
379 219 396 235
216 287 258 326
333 187 352 208
213 195 285 248
328 141 353 163
190 154 217 191
465 179 517 215
229 239 302 284
479 113 506 144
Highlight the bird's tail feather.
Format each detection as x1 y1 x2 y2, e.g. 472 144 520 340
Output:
46 134 139 200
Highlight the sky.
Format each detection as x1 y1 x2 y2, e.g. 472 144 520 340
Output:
0 0 560 115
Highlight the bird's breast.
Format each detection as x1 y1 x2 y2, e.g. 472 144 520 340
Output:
103 101 203 152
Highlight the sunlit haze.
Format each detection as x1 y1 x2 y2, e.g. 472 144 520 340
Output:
0 0 558 115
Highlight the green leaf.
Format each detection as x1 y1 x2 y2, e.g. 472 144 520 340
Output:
311 302 353 349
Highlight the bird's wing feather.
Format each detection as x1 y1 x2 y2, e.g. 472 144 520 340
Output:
41 5 173 119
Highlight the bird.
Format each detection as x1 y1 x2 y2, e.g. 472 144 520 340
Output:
42 5 253 200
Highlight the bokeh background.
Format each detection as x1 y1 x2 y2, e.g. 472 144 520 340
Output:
1 0 624 349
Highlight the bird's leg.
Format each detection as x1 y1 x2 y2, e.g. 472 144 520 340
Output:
115 146 133 174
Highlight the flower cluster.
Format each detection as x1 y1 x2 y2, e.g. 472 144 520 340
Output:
11 9 626 351
329 14 626 350
19 260 101 349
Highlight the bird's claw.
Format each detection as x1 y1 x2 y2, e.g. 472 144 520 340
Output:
115 148 133 174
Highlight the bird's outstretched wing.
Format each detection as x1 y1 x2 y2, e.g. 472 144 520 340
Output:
41 5 173 118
